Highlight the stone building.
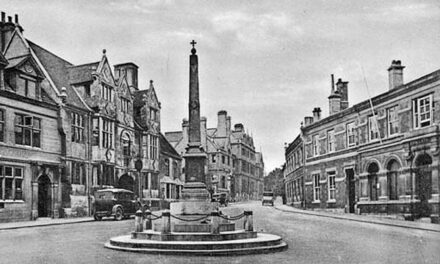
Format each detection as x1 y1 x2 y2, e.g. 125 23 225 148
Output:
231 123 264 200
165 111 264 201
284 135 305 208
285 61 440 222
0 12 179 222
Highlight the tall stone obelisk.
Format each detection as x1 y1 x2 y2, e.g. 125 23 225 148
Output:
181 40 210 201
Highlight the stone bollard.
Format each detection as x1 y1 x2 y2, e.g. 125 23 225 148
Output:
144 210 152 230
162 210 171 234
134 210 143 232
211 211 220 234
243 211 253 232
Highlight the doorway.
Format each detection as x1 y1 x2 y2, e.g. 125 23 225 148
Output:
345 168 355 213
367 163 379 201
38 175 52 217
415 154 432 217
118 174 134 192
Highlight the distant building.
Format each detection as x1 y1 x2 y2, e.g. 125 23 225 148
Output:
285 60 440 223
0 12 179 222
165 111 264 201
284 135 305 208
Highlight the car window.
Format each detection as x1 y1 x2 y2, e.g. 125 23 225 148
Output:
96 192 113 200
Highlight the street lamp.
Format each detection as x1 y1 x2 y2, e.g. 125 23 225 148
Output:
135 158 143 200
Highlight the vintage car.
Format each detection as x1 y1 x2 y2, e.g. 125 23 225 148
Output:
212 192 229 207
262 191 275 206
93 188 138 221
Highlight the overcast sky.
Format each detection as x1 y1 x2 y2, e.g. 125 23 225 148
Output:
2 0 439 173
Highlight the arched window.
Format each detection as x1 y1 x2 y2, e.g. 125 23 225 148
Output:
121 133 131 166
367 163 379 201
387 160 400 200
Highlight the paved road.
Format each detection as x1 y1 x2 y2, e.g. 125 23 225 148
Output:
0 201 438 264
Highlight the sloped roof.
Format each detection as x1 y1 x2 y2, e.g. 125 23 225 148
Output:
164 131 183 144
68 62 99 84
4 56 26 69
160 133 181 160
27 40 89 110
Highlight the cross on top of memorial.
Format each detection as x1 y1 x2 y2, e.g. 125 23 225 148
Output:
190 40 197 55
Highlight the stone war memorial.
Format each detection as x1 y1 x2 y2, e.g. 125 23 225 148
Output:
105 41 287 256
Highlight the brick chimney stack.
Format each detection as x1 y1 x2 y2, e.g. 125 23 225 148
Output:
312 107 321 123
336 78 349 110
388 60 405 90
0 12 22 53
328 74 341 116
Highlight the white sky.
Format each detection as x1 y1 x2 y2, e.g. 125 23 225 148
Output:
2 0 439 173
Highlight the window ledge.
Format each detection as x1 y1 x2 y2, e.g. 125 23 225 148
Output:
327 200 336 203
0 200 25 203
312 200 321 204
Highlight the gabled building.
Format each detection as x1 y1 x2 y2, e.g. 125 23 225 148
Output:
165 110 264 201
0 11 180 222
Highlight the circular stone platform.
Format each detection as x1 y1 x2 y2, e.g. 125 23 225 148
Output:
105 232 287 256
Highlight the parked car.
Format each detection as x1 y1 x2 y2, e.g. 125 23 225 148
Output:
212 192 229 207
93 189 138 221
262 191 274 206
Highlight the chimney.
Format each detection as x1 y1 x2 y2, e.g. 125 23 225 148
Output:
114 63 139 91
328 74 341 116
182 118 189 144
312 107 321 122
234 123 244 132
1 13 18 53
304 116 314 126
217 110 227 137
388 60 405 90
226 116 231 135
336 78 349 110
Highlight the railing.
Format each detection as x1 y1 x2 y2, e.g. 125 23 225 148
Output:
134 209 253 234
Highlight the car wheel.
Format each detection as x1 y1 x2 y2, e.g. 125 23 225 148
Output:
114 208 123 221
94 214 102 221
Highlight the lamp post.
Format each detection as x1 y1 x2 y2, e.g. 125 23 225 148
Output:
135 158 143 200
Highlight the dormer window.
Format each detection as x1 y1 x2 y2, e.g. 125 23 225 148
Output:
121 98 130 113
149 108 158 121
101 84 113 101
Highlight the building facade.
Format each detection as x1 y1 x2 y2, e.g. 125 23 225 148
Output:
0 12 180 222
165 111 264 201
285 60 439 223
284 135 305 208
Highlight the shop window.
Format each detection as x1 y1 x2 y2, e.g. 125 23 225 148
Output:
0 165 23 200
15 114 41 147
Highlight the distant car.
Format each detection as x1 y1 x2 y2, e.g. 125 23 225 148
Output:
262 191 274 206
93 189 138 221
212 192 229 207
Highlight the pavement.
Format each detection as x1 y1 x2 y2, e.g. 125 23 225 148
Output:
0 216 94 230
274 203 440 233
